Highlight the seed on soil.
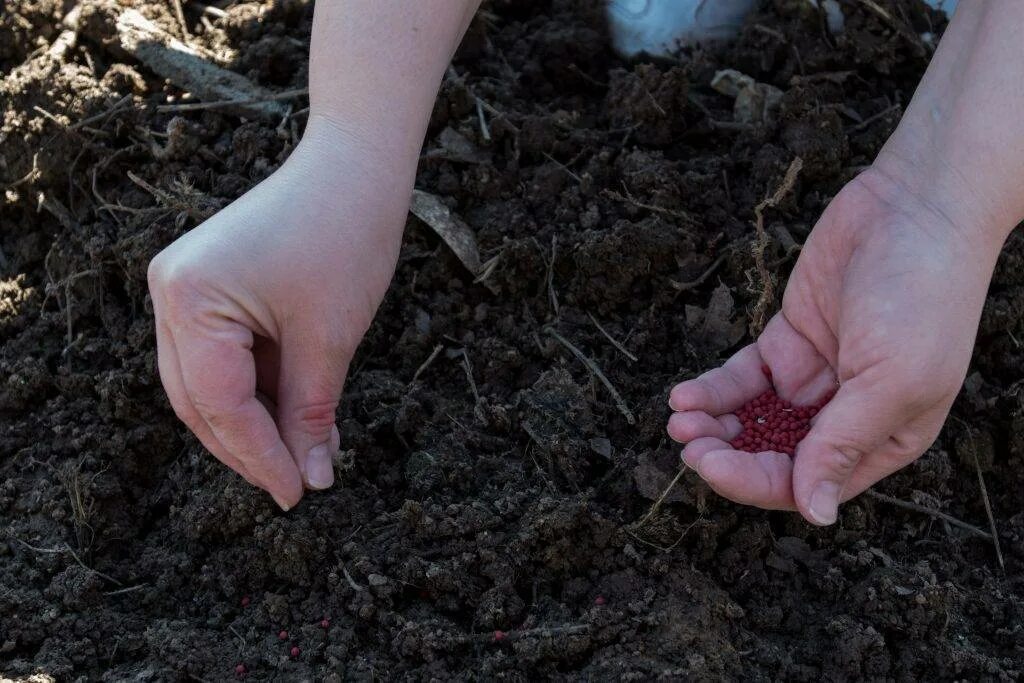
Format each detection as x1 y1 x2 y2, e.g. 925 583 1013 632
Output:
290 645 301 658
493 630 507 642
278 630 288 640
320 618 330 629
594 596 606 606
235 663 246 676
240 596 251 607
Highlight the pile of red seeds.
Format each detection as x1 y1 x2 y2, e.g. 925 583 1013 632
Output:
729 366 829 456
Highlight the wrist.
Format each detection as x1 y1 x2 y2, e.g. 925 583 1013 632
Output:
871 137 1016 255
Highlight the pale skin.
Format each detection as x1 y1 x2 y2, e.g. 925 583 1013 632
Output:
149 1 1022 518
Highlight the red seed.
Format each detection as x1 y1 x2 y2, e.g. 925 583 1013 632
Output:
235 663 247 676
290 646 300 658
240 596 251 607
594 596 606 606
278 630 288 640
320 618 330 629
729 384 832 456
494 630 507 642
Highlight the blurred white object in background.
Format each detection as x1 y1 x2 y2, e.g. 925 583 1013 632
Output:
608 0 958 58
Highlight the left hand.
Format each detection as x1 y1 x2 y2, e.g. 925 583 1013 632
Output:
666 165 1002 525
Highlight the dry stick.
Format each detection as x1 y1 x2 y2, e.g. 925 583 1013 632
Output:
864 490 993 541
750 157 802 334
475 97 491 141
13 538 123 586
70 94 133 131
588 313 638 362
545 327 636 425
544 236 560 317
460 349 481 404
671 251 729 292
156 87 310 113
845 103 901 133
409 344 444 386
969 447 1005 571
342 566 366 592
193 2 227 19
632 466 687 529
461 624 589 645
105 584 148 596
171 0 191 40
602 187 696 228
951 417 1006 568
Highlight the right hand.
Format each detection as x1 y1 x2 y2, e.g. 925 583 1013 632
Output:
148 116 413 510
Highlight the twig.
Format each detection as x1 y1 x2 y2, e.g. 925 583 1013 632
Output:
342 566 366 592
546 236 560 317
864 490 992 541
475 97 491 141
460 349 481 404
671 252 729 292
845 103 901 133
157 88 309 113
13 538 123 586
105 584 148 596
632 467 687 529
193 2 227 19
857 0 927 56
544 327 635 425
461 623 589 644
967 442 1005 570
588 313 637 362
171 0 191 40
409 344 444 386
542 152 581 184
602 187 696 228
70 94 133 131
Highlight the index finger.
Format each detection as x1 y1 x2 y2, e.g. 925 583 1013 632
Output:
669 344 771 415
173 321 303 511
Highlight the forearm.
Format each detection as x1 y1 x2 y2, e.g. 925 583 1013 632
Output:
305 0 481 163
874 0 1024 248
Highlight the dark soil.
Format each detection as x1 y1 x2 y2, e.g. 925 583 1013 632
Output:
2 0 1023 680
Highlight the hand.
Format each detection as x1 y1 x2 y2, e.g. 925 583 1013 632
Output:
667 165 1002 525
148 117 412 510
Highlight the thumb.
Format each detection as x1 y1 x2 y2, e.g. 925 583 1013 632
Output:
276 334 349 491
792 374 910 526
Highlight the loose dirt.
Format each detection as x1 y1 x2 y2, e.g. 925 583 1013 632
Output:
2 0 1022 680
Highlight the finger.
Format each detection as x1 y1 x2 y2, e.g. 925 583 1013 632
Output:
791 373 912 526
681 436 732 469
757 313 837 405
669 344 770 414
275 331 347 491
155 322 259 486
667 411 741 444
694 449 797 510
174 325 304 511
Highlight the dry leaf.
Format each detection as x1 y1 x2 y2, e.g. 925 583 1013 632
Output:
409 190 482 275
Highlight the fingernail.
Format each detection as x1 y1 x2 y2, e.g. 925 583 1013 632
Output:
808 481 840 525
273 495 291 512
306 444 335 490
